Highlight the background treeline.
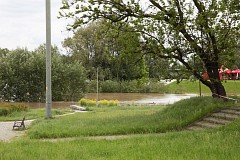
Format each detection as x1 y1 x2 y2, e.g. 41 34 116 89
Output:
1 20 239 102
0 45 168 102
0 21 171 102
0 46 86 102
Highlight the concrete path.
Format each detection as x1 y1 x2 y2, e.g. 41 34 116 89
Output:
186 107 240 131
0 120 34 142
0 112 78 142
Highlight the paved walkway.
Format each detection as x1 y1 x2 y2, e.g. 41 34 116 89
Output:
0 120 34 142
0 112 78 142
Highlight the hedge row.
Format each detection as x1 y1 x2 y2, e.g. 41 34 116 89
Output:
0 103 29 116
87 79 167 93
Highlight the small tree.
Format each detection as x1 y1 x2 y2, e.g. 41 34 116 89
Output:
61 0 240 98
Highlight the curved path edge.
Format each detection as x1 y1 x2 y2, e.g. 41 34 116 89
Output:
0 111 80 142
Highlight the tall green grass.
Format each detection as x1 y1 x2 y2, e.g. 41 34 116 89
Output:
0 103 29 116
0 116 240 160
0 97 240 160
1 119 240 160
28 96 236 139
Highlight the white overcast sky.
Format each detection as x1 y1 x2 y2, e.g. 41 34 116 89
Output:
0 0 72 51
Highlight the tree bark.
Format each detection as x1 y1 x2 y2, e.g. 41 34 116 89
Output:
205 62 227 99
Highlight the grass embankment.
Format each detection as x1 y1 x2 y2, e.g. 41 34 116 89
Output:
167 80 240 95
27 97 237 139
0 97 240 159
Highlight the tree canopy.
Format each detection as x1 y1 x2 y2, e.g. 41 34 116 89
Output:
63 20 149 81
0 46 87 102
61 0 240 98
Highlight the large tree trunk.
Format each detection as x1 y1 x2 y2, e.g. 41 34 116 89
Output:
205 62 227 98
209 80 227 98
179 55 227 99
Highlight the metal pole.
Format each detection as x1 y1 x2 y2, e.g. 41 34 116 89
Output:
96 67 99 107
46 0 52 119
199 80 202 96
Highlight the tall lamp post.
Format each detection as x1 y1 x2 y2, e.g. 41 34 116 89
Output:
46 0 52 119
96 67 99 107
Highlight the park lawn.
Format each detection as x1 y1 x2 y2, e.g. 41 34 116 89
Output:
0 96 240 159
27 96 237 139
167 80 240 95
1 124 240 160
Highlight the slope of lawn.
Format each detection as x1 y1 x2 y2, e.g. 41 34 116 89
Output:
27 96 238 139
167 80 240 95
0 96 240 160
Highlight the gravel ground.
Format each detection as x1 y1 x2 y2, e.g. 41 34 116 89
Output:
0 120 34 142
0 112 78 142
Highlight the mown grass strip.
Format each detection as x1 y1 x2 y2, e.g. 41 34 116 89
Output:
1 120 240 160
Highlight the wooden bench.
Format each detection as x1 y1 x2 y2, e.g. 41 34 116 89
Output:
13 116 25 130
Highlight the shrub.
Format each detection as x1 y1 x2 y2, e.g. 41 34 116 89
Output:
98 99 109 107
79 98 96 107
79 98 87 106
140 81 167 93
109 100 119 106
100 80 120 93
120 80 139 92
87 79 167 93
0 103 29 116
87 99 96 106
86 80 97 93
79 98 119 107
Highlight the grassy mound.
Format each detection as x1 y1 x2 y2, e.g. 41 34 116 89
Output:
1 97 240 160
28 96 237 139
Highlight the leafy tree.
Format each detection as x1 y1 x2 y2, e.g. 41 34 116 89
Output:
63 20 149 81
33 45 87 101
0 48 31 101
63 21 113 80
61 0 240 98
0 48 9 58
61 62 87 101
26 51 46 102
0 46 87 102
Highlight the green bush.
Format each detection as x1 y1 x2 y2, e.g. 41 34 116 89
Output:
79 98 119 107
120 80 139 92
140 81 167 93
98 99 109 107
100 80 120 92
79 98 96 107
109 100 119 106
86 80 97 93
106 80 166 93
87 79 167 93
